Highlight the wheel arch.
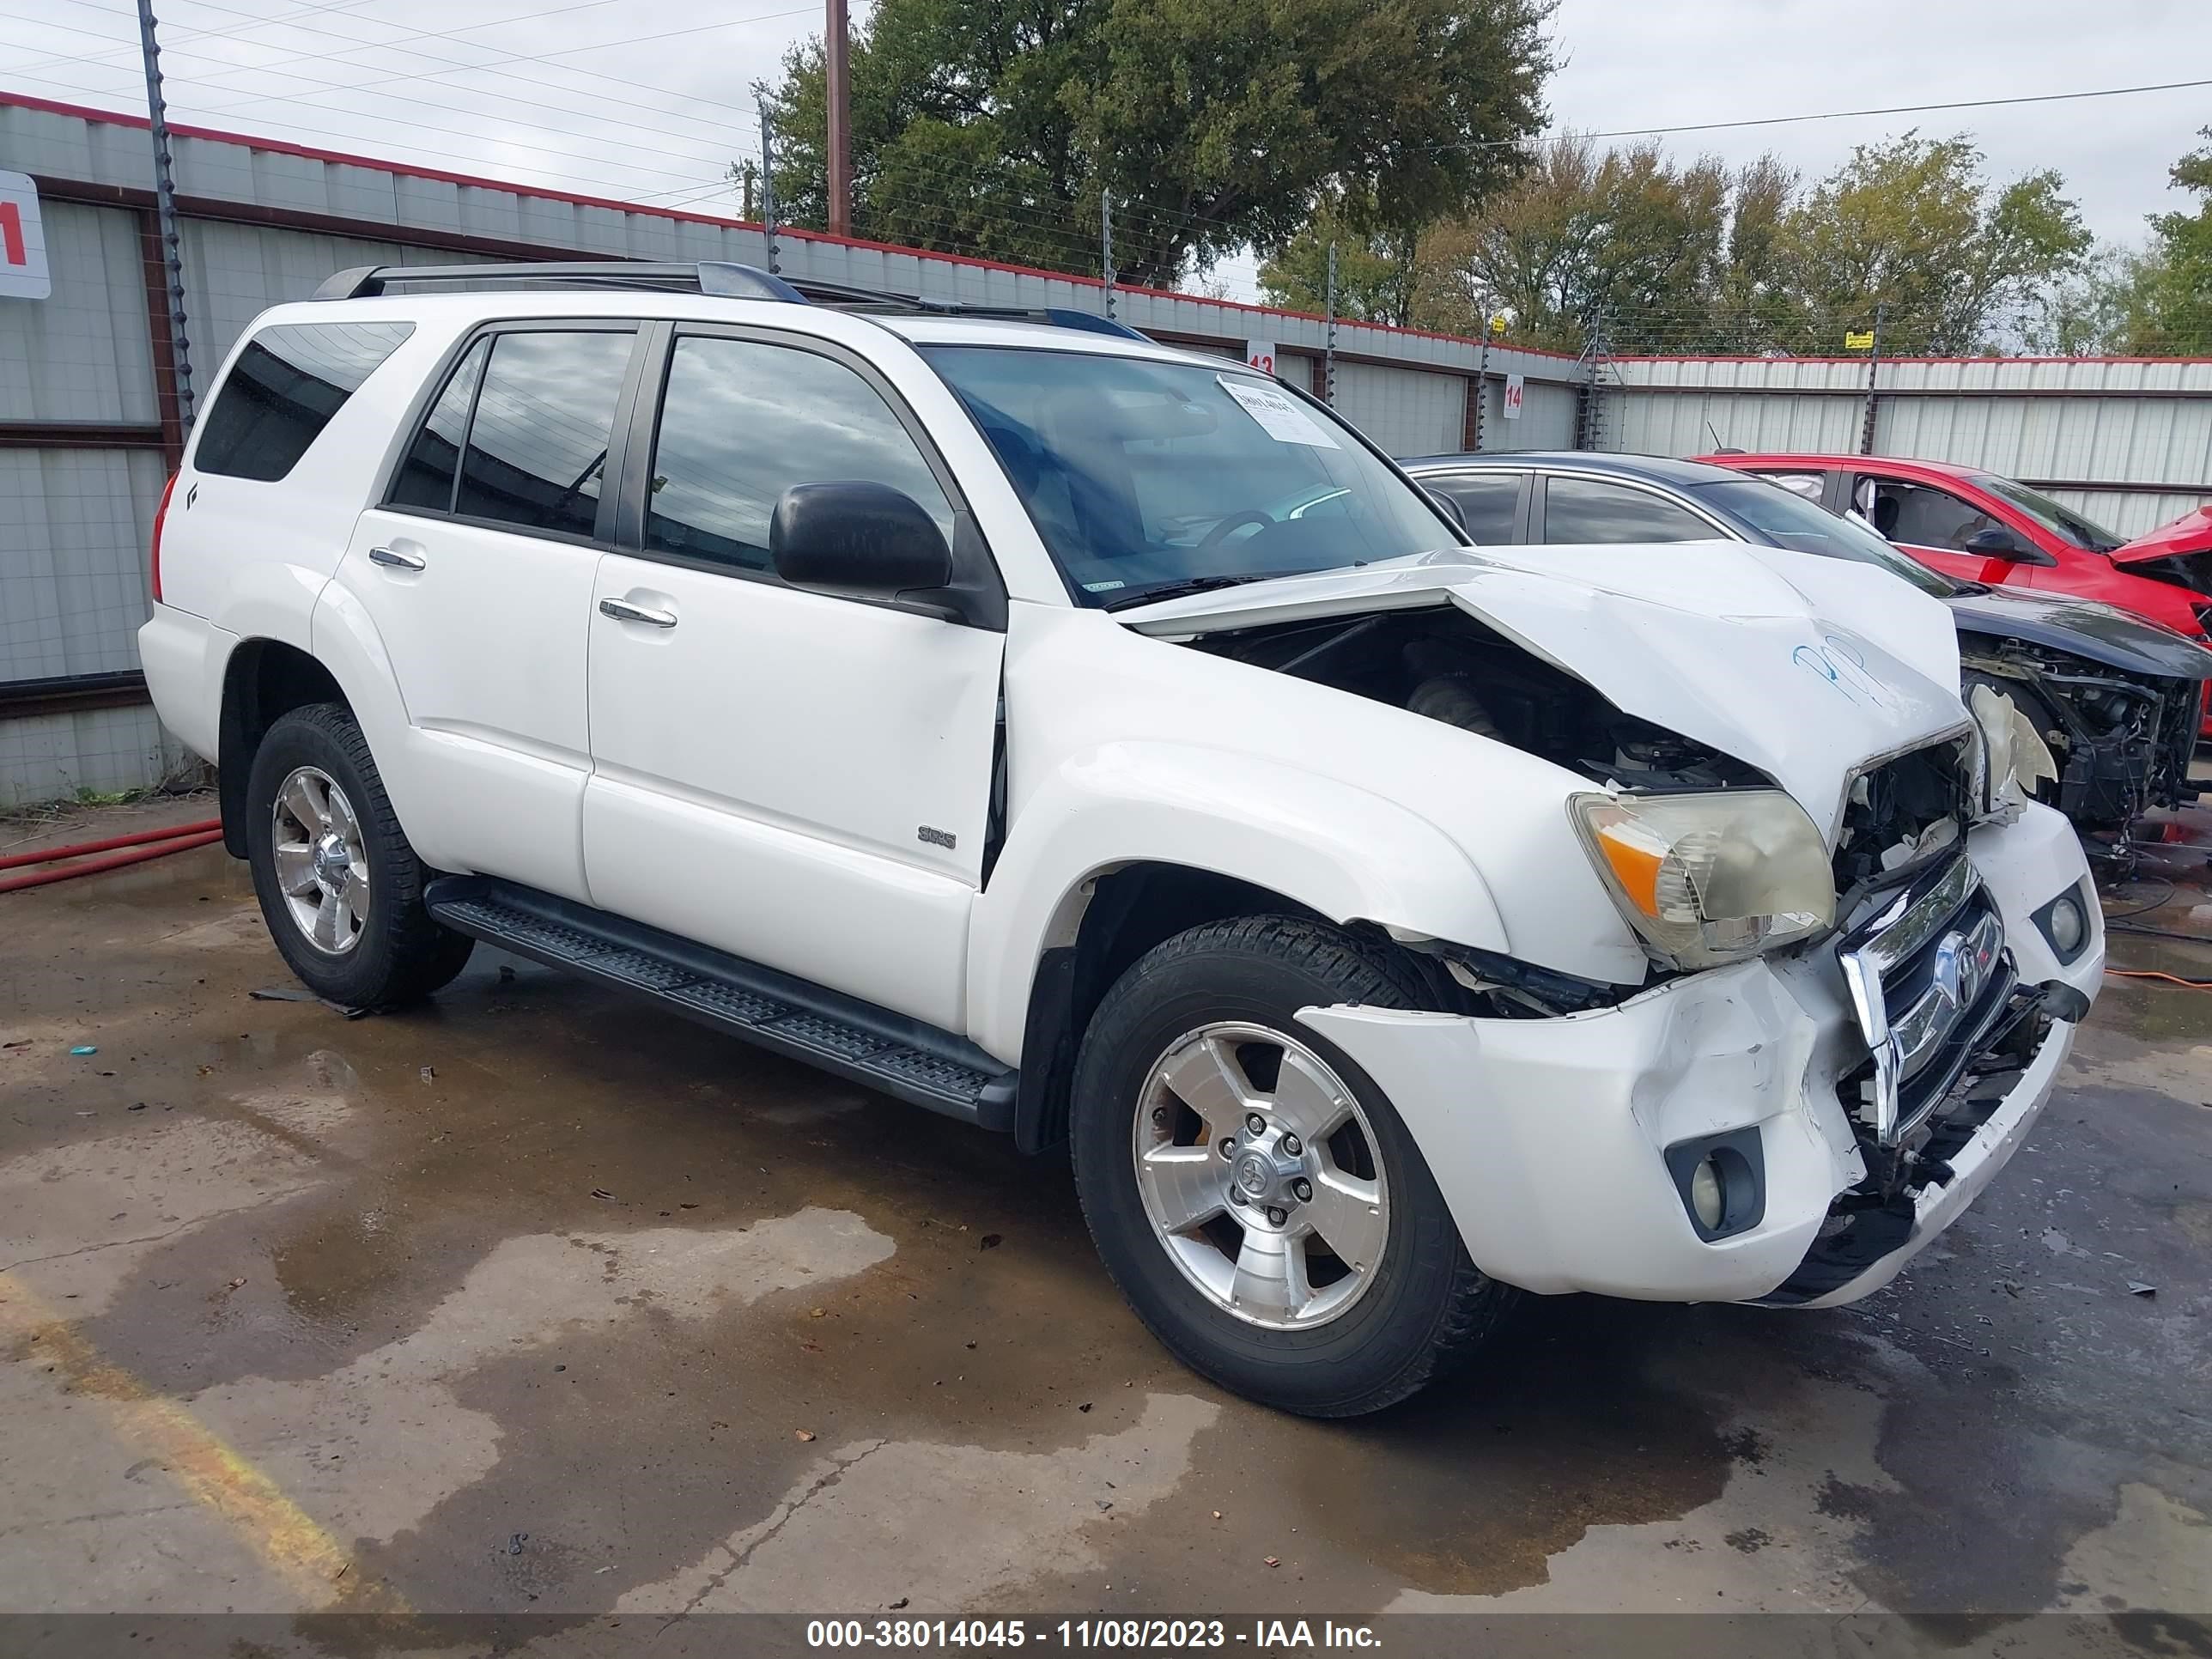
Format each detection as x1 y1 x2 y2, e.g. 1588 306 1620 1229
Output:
1006 859 1469 1155
216 638 350 856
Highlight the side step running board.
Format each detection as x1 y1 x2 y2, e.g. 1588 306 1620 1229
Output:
424 876 1017 1130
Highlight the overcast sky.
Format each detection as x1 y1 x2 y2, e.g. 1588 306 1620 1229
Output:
4 0 2207 301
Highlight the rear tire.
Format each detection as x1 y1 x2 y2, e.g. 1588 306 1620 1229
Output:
245 702 473 1008
1070 915 1514 1416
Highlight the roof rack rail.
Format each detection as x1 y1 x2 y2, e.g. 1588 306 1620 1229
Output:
313 261 806 302
312 258 1152 342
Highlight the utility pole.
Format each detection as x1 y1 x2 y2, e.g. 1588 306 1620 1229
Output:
759 115 781 274
824 0 852 238
1859 303 1883 456
1322 240 1338 405
1100 190 1115 320
135 0 194 428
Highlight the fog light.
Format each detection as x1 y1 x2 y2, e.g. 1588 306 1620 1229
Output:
2046 894 2086 957
1664 1128 1766 1241
2033 883 2094 965
1689 1158 1727 1231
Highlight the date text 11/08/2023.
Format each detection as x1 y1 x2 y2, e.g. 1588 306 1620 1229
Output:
805 1620 1383 1650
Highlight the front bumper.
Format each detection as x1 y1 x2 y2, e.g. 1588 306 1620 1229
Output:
1297 803 2101 1305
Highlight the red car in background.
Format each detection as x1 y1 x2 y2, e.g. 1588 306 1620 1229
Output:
1696 453 2212 735
1696 453 2212 634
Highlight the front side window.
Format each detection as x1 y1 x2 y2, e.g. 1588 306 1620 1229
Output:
194 320 414 482
921 346 1456 607
1541 477 1715 544
1425 473 1522 544
447 329 634 538
645 335 954 573
1862 478 2000 551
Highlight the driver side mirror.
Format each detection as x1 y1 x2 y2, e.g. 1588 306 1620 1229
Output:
1962 525 2057 566
771 481 955 606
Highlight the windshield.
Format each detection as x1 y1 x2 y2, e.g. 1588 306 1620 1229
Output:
1973 473 2124 553
921 345 1458 606
1690 478 1958 599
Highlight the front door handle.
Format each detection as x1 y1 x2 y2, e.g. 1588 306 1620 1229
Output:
599 597 677 629
368 544 427 571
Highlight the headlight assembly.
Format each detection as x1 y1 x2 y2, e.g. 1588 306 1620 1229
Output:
1571 789 1836 971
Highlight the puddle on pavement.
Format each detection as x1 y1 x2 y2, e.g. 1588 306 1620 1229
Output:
13 827 2212 1622
1282 1299 1748 1596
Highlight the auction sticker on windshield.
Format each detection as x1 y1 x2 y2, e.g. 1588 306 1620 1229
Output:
1217 375 1340 448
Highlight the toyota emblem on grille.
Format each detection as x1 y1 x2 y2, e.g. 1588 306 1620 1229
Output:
1931 925 1994 1012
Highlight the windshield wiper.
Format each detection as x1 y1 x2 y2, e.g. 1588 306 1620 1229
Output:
1101 573 1291 611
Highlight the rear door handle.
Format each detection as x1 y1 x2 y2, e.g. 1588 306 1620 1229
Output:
368 545 427 571
599 597 677 629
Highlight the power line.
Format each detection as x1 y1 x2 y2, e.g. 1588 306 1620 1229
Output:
1442 76 2212 156
156 0 773 143
8 0 385 79
10 37 747 182
17 0 776 149
1 0 820 134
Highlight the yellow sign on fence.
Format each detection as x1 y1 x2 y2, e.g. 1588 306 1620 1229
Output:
1844 330 1876 350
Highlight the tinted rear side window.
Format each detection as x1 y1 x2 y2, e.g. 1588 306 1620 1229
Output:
1426 473 1521 544
194 320 414 482
1541 477 1713 544
452 330 633 538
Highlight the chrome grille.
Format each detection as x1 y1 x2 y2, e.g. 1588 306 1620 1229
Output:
1837 854 2017 1146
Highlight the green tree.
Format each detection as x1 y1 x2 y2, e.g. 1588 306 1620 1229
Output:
1775 133 2092 354
1255 196 1430 326
756 0 1555 289
2117 126 2212 353
1411 137 1733 352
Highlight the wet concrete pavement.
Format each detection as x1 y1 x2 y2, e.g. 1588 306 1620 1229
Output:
3 798 2209 1643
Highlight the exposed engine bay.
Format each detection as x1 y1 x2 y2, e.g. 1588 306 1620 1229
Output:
1188 607 1973 928
1960 635 2203 828
1188 608 1765 791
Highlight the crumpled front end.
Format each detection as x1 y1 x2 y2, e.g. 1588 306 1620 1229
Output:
1297 802 2100 1306
1963 639 2207 823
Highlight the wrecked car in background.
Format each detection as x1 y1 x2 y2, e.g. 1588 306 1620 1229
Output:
1406 451 2212 831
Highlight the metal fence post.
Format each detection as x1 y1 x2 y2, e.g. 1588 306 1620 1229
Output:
1322 240 1338 405
1859 304 1883 455
135 0 193 428
1473 310 1492 453
758 113 780 275
1100 190 1115 320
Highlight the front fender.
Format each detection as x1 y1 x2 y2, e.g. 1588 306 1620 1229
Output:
307 580 459 869
966 741 1510 1062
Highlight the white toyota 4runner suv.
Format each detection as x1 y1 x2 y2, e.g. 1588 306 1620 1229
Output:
140 261 2103 1416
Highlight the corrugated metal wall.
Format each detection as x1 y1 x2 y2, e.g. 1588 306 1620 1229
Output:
1334 362 1466 456
1604 356 2212 538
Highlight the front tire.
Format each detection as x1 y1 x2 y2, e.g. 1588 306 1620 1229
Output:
1070 915 1514 1416
245 702 473 1008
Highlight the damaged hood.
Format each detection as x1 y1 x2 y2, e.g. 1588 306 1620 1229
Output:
1120 542 1967 842
2111 503 2212 569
